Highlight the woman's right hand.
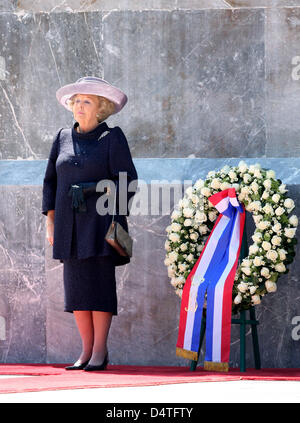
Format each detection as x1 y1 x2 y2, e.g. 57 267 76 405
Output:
46 210 55 246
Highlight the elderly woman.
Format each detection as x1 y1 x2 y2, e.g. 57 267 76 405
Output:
42 77 138 371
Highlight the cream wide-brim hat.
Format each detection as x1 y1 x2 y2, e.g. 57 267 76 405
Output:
56 76 128 114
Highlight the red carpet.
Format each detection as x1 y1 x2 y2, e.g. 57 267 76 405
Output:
0 365 299 394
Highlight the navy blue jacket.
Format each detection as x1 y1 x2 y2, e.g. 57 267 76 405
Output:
42 121 138 266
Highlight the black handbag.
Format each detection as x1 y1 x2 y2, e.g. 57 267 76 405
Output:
105 184 133 257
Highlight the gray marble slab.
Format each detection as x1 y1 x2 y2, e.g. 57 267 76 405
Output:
1 8 300 159
10 0 300 14
265 7 300 157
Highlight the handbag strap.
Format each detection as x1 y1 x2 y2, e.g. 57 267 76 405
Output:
111 181 118 223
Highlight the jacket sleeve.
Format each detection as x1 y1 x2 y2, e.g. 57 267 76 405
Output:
108 126 138 216
41 129 62 216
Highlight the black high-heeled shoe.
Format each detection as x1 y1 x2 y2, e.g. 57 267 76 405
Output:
83 354 109 371
65 359 90 370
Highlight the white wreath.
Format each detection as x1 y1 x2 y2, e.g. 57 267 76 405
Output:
165 161 298 312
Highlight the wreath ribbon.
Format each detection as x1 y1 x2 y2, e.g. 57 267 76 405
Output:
176 188 245 371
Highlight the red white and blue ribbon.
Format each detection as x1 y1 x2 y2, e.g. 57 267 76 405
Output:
176 188 245 371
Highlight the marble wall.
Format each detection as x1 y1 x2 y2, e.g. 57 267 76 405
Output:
0 1 300 368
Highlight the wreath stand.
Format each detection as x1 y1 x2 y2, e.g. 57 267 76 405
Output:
190 217 261 372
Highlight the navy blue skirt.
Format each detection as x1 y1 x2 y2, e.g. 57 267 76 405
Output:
63 221 117 315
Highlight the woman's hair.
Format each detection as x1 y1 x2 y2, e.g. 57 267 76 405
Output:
68 94 115 122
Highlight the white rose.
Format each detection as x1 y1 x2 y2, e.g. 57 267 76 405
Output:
208 211 217 222
271 235 281 247
171 209 181 220
241 266 251 276
262 241 272 251
186 253 194 262
229 170 237 181
201 187 211 197
263 204 274 215
220 182 231 190
207 171 216 178
252 232 263 244
242 258 251 267
243 173 252 184
183 207 194 218
169 233 180 243
199 225 208 235
211 178 221 189
195 210 207 223
164 257 171 266
171 222 181 232
251 295 261 305
190 232 199 241
191 194 199 205
262 191 269 200
197 243 205 252
279 184 287 193
180 243 188 251
184 218 192 227
176 275 186 285
266 249 278 262
273 222 281 233
251 181 259 193
221 165 230 175
249 286 257 295
167 266 176 278
249 243 259 255
253 215 263 224
238 161 248 173
249 165 257 174
265 281 277 293
284 227 297 238
261 267 270 278
247 201 261 213
253 256 263 267
194 179 205 190
278 249 287 260
234 294 242 305
178 263 187 272
266 169 276 179
241 186 250 196
166 225 172 233
289 215 298 227
272 193 281 203
263 179 272 190
178 198 189 208
284 198 295 210
275 206 285 217
254 169 262 179
257 221 270 230
275 263 286 273
165 240 171 251
168 251 178 263
237 282 248 293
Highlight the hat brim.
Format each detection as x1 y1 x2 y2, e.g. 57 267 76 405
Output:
56 81 127 114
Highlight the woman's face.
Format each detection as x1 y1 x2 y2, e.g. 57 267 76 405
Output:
72 94 100 127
